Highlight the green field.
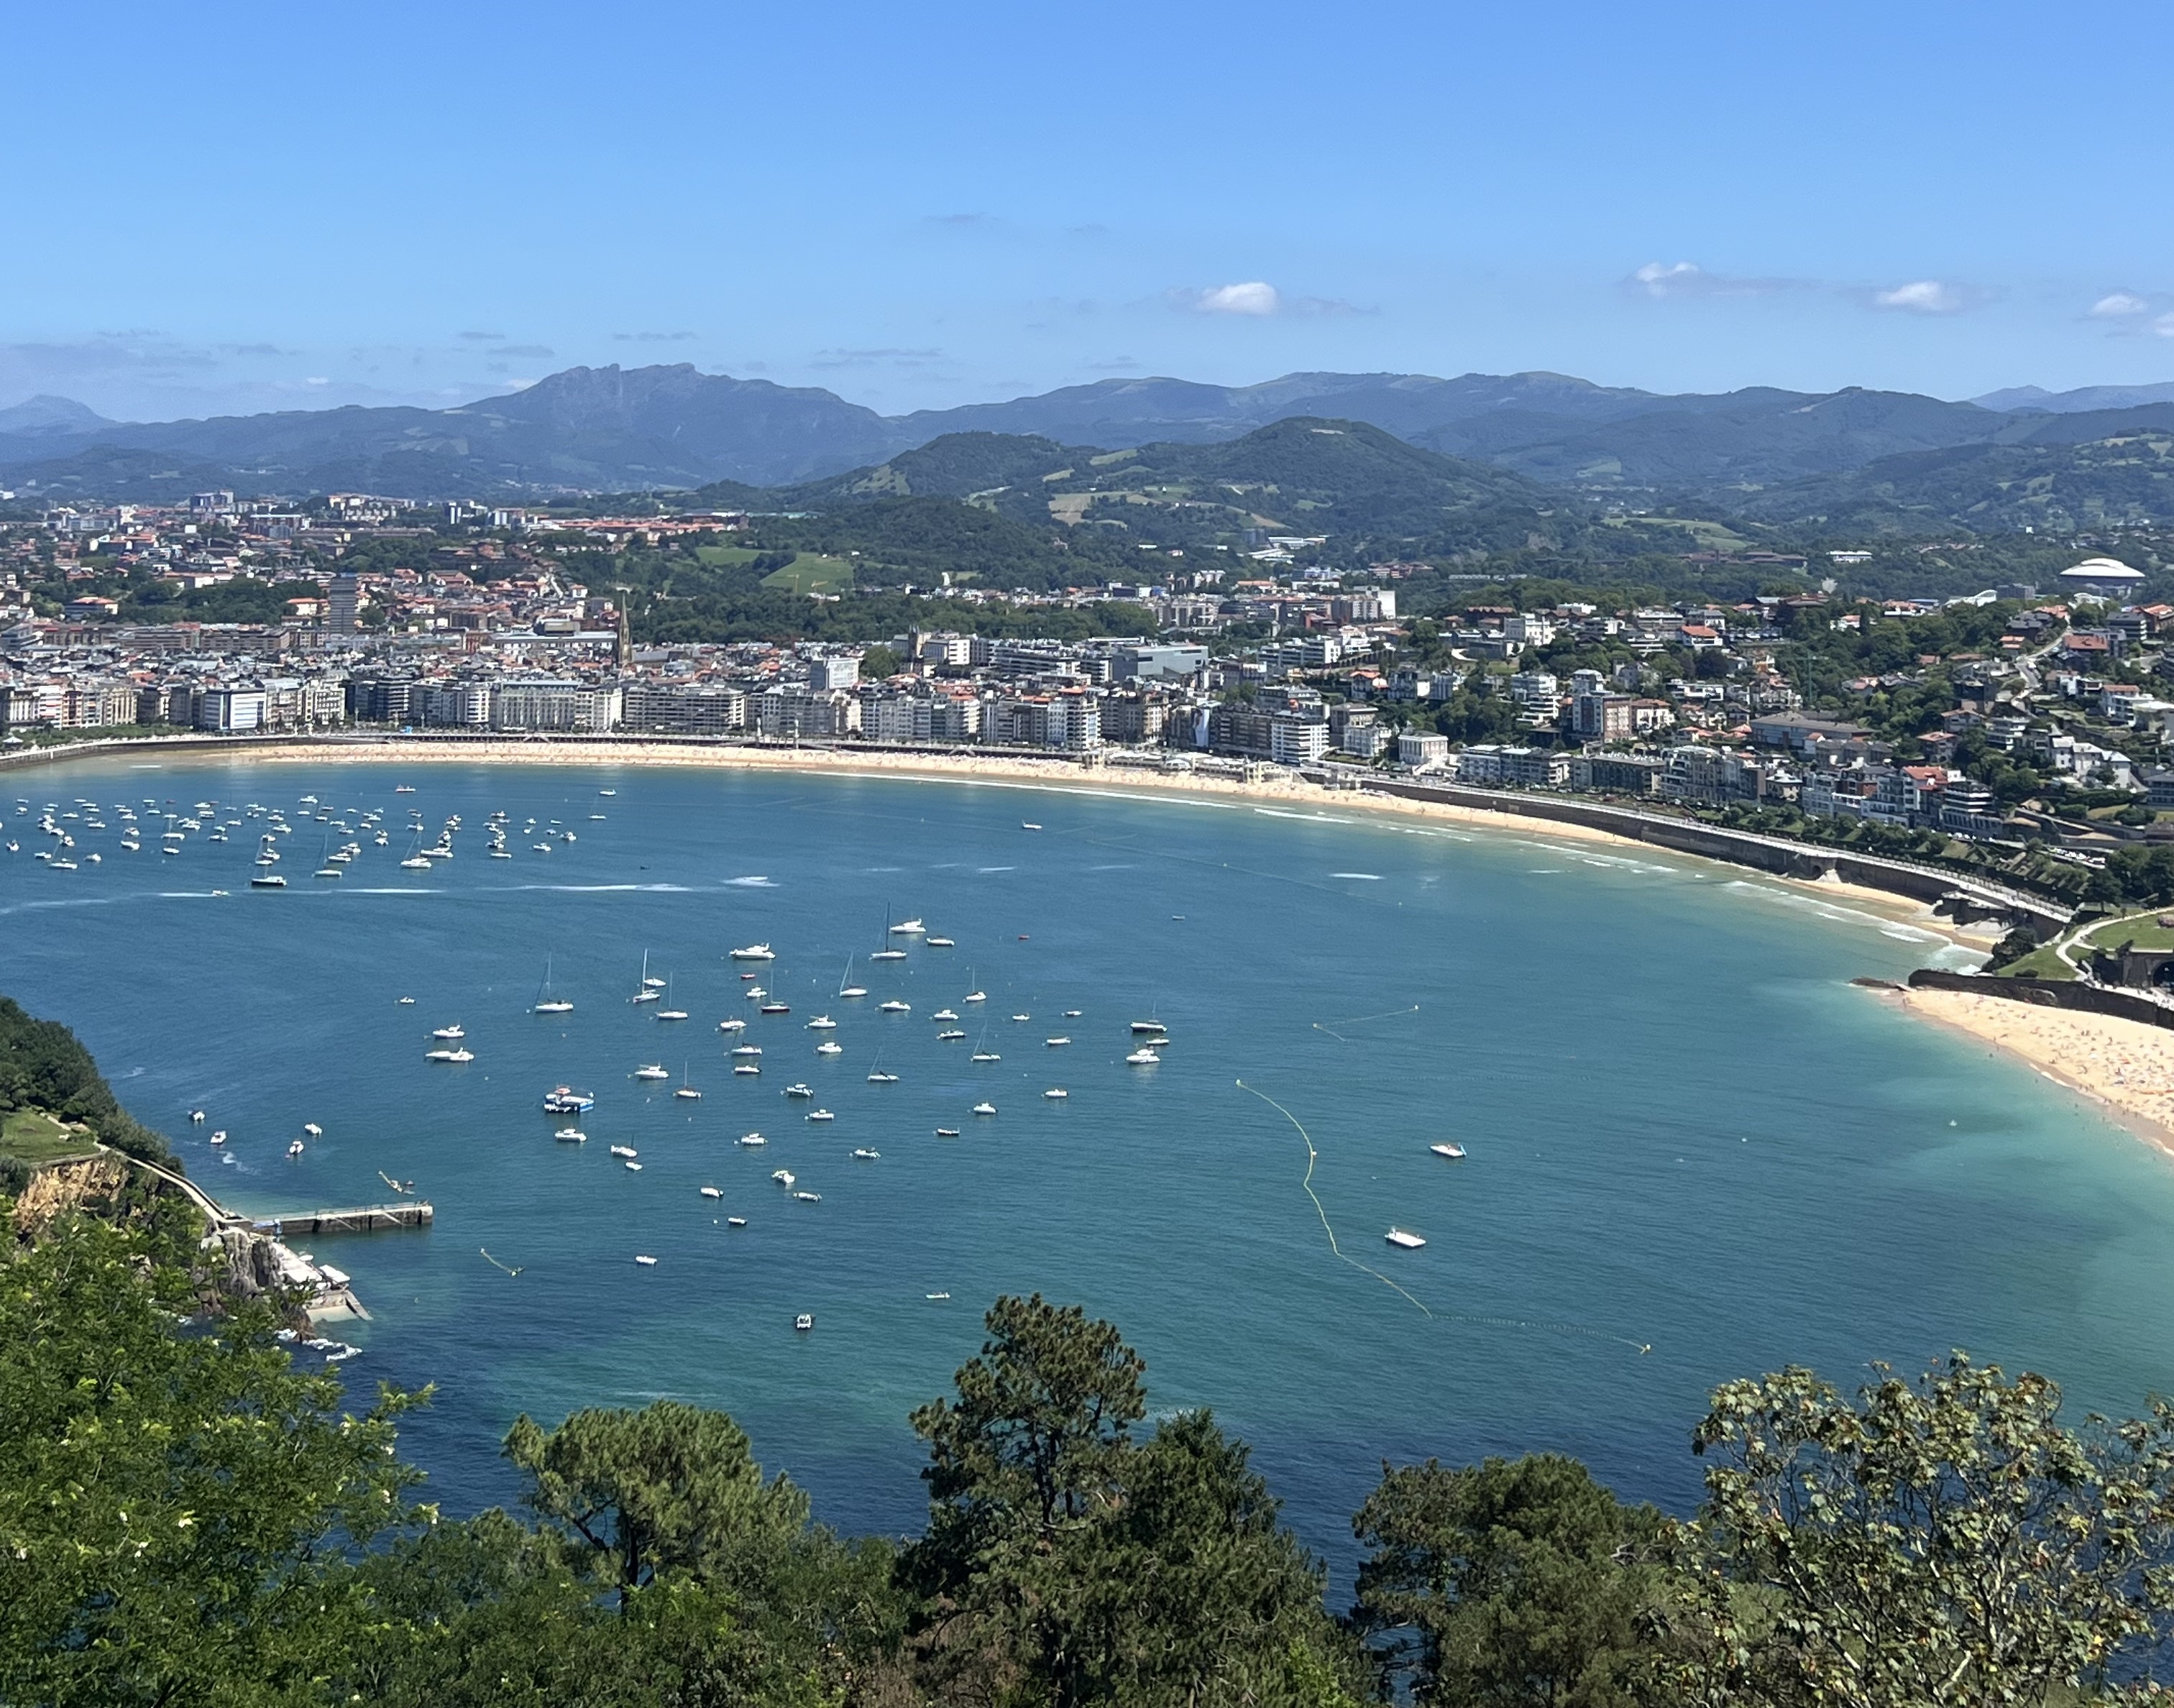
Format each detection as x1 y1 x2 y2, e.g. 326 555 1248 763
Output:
759 554 854 596
692 544 855 594
2082 913 2174 952
0 1108 99 1168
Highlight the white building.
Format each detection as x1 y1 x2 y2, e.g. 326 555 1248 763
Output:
1397 730 1450 768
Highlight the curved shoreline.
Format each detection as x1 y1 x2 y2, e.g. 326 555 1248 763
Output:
1892 987 2174 1157
19 733 1991 943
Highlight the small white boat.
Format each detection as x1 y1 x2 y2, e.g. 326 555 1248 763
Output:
1063 1009 1082 1018
807 1016 837 1029
554 1128 587 1143
936 1126 961 1137
599 789 616 796
1385 1228 1427 1249
634 1064 670 1080
1022 822 1042 831
1130 1020 1168 1035
734 1063 761 1075
771 1169 797 1188
303 1123 323 1137
731 1044 763 1057
531 958 574 1014
839 985 868 998
400 856 433 871
963 991 986 1004
1011 1014 1031 1022
1126 1049 1162 1065
879 1001 911 1014
209 1130 226 1145
631 988 661 1005
623 1160 643 1172
793 1190 821 1203
815 1041 843 1055
806 1109 835 1122
738 1132 767 1146
635 1254 657 1266
927 936 955 947
1045 1037 1070 1047
852 1147 880 1160
398 996 416 1005
759 1002 790 1016
937 1029 967 1041
794 1313 814 1331
656 1009 689 1021
728 1216 746 1227
729 944 775 961
717 1017 747 1033
870 948 907 963
972 1050 1001 1062
432 1024 465 1040
674 1085 702 1100
1043 1088 1068 1100
250 873 287 889
972 1101 997 1116
867 1070 899 1084
700 1185 723 1199
927 1292 950 1300
610 1144 638 1158
425 1047 474 1062
784 1083 815 1098
286 1139 305 1158
890 918 926 935
1430 1142 1467 1160
932 1009 959 1022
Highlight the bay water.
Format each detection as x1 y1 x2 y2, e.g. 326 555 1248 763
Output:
8 756 2174 1567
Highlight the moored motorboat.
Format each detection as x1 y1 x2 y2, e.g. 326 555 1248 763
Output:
1385 1228 1427 1249
1430 1142 1467 1160
971 1101 996 1116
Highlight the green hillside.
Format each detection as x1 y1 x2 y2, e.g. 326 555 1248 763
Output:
1735 431 2174 533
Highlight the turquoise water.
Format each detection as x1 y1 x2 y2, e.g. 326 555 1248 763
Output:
9 756 2174 1561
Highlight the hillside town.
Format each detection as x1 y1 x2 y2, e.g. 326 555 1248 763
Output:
5 497 2173 868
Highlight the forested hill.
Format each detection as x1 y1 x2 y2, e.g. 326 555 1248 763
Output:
0 996 173 1176
700 418 1584 560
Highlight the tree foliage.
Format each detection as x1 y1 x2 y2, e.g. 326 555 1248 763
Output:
1672 1354 2174 1707
1352 1454 1667 1707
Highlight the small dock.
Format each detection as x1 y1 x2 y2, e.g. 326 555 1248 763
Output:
254 1202 434 1236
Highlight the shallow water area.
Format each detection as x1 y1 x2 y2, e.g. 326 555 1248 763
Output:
8 756 2174 1565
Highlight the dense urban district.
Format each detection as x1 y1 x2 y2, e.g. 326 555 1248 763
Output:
10 459 2174 931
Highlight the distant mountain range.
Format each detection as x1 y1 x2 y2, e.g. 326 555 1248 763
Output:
4 363 2173 533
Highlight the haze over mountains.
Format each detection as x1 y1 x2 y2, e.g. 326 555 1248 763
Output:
3 364 2172 533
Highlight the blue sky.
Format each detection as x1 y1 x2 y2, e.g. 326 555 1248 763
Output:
6 0 2170 421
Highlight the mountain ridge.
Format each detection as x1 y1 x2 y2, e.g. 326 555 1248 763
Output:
8 363 2174 521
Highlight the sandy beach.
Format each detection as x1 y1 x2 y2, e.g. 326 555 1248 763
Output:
1898 987 2174 1156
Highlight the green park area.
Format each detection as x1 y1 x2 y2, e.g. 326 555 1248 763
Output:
0 1106 99 1168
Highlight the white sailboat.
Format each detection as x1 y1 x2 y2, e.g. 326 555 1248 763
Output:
654 977 688 1021
838 957 868 999
532 958 574 1015
630 950 661 1004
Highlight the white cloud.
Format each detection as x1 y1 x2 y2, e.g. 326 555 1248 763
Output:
2157 312 2174 339
1193 281 1280 316
1871 280 1973 315
1632 261 1702 296
2090 291 2153 319
1626 260 1797 300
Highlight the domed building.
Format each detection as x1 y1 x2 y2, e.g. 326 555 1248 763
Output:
2060 556 2147 595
